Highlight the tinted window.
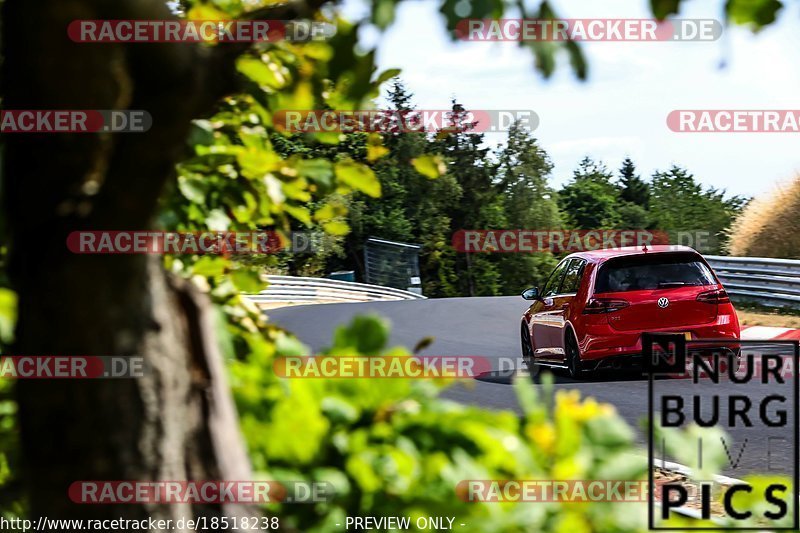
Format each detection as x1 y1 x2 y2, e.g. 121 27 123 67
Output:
559 259 586 294
543 260 569 297
595 253 716 293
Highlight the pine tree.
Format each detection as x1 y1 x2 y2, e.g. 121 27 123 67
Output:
434 99 504 296
618 156 650 207
494 120 561 292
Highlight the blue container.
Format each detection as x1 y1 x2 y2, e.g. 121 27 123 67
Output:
328 270 356 282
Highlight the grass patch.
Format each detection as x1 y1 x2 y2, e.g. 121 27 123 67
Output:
736 302 800 328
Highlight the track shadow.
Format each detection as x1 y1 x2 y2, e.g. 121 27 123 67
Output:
473 342 794 385
474 366 647 385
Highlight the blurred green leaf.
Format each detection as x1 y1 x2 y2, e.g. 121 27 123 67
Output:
192 256 228 277
331 314 390 355
294 158 334 188
650 0 681 19
238 57 285 89
412 155 446 179
335 159 381 197
230 269 265 293
726 0 782 29
0 289 17 346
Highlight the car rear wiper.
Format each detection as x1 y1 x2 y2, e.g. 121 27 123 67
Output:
657 281 689 288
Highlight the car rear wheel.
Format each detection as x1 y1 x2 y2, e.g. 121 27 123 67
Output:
520 323 540 378
565 332 585 380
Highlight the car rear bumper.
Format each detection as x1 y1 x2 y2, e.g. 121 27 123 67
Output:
578 315 740 363
582 345 742 372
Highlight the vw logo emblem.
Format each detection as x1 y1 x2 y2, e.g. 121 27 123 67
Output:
657 297 670 309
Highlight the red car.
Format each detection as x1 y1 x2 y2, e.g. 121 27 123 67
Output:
520 245 740 378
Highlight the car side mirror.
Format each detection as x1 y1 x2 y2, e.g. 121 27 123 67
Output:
521 287 540 301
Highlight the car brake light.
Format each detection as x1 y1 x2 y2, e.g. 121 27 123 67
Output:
583 298 630 314
697 288 730 304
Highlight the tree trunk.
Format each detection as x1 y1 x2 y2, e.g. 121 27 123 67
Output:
2 0 254 527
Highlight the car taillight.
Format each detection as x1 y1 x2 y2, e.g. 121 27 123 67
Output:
697 288 730 304
583 298 630 314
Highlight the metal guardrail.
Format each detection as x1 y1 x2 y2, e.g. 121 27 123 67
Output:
250 257 799 308
705 255 800 308
248 275 427 306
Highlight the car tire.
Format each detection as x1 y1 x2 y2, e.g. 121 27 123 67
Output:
520 323 540 378
565 332 585 380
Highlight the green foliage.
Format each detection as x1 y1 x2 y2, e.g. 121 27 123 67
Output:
0 250 21 519
411 155 446 180
616 158 651 229
496 121 561 231
654 0 785 30
0 375 19 520
650 0 682 20
155 9 405 285
555 157 743 254
294 101 743 296
649 166 746 253
518 1 587 80
726 0 783 29
326 95 560 298
231 314 650 532
0 289 15 350
0 0 784 526
559 157 622 229
494 121 561 293
433 101 506 296
495 253 559 295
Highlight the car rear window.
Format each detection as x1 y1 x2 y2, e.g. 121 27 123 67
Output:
594 252 717 293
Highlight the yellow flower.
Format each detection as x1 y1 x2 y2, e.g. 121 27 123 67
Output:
555 389 614 422
526 421 556 453
574 397 615 422
556 389 581 406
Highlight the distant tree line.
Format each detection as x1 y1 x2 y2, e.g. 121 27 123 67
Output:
274 80 746 297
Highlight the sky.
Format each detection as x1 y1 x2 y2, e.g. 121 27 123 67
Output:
339 0 800 199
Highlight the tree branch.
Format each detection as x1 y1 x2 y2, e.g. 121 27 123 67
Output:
86 0 332 231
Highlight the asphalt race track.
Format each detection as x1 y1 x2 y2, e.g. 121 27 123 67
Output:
268 297 797 477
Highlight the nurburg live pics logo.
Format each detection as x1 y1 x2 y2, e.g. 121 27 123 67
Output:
644 333 800 530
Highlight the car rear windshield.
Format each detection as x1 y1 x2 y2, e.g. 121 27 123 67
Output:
594 252 717 293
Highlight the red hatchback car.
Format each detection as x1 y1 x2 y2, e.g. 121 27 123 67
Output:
520 245 740 378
